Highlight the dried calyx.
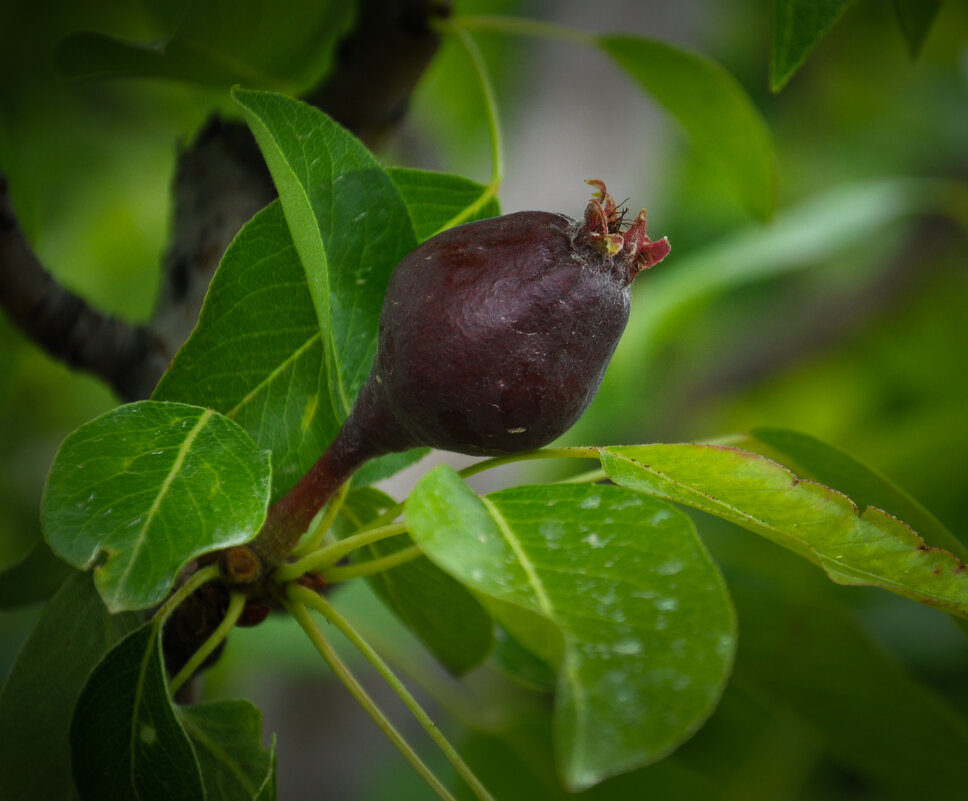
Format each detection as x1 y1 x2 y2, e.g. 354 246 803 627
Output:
580 178 671 280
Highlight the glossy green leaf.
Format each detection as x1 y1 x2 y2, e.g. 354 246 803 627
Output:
71 621 204 800
179 700 275 801
233 88 417 420
892 0 943 57
154 202 335 501
737 427 968 561
407 467 736 790
338 486 494 675
598 35 776 220
153 202 424 499
732 586 968 799
386 166 500 242
41 401 271 611
0 573 141 801
733 428 968 640
0 539 75 609
771 0 858 91
55 0 353 92
599 444 968 617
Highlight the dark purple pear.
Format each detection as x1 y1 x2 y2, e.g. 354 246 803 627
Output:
352 180 670 456
256 180 669 558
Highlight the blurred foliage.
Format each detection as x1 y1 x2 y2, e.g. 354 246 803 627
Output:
1 0 966 799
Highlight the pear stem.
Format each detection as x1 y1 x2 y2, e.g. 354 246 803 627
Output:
250 427 376 565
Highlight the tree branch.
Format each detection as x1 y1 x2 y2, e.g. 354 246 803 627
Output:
305 0 448 149
1 0 445 400
0 174 169 400
149 116 277 367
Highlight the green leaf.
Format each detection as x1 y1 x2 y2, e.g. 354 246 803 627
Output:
454 720 723 801
386 166 500 242
55 0 354 92
598 35 776 220
732 428 968 640
732 585 968 799
771 0 857 91
0 539 76 609
153 202 424 499
407 467 736 790
599 444 968 618
0 573 141 801
154 202 335 501
41 401 271 611
179 700 275 801
338 487 494 675
71 621 204 800
737 427 968 561
159 105 496 500
353 448 430 489
892 0 943 57
490 624 557 692
233 88 417 420
254 745 278 801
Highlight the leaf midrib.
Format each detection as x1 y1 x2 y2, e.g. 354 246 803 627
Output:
109 410 213 605
478 496 589 767
235 92 351 417
181 713 259 796
128 625 159 795
227 331 322 418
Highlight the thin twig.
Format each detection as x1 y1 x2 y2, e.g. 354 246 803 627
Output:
1 1 448 400
291 585 498 801
286 597 459 801
304 0 448 149
153 564 222 624
324 544 424 582
168 591 246 696
293 481 351 558
433 22 504 232
275 521 409 582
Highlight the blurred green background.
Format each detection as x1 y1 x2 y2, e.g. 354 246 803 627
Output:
1 0 966 798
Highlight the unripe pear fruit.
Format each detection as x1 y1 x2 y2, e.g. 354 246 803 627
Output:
256 180 669 559
354 179 669 455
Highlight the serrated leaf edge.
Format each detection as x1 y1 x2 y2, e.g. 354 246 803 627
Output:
601 444 968 616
